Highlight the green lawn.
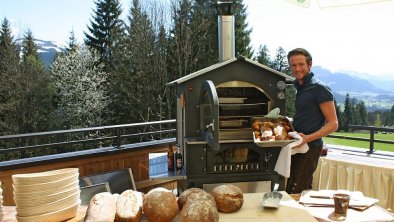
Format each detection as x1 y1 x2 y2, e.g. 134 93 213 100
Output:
324 132 394 152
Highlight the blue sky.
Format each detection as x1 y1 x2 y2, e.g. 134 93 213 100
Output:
1 0 394 80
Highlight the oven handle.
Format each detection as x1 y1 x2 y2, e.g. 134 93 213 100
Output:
205 122 214 131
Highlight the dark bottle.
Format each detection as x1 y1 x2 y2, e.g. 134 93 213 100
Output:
167 145 174 170
175 146 183 170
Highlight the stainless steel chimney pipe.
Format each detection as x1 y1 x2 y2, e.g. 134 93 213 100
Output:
214 0 239 63
218 15 235 62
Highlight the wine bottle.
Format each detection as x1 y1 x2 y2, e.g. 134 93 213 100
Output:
175 145 183 170
167 145 174 170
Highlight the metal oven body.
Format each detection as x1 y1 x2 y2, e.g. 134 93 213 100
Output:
169 58 290 191
167 1 292 192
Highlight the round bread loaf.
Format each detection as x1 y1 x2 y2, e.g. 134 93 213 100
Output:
142 187 178 222
180 199 219 222
211 184 244 213
115 190 143 222
177 188 215 210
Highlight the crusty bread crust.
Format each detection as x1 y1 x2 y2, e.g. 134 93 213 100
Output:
143 188 178 222
115 190 143 222
84 192 118 222
211 184 244 213
180 199 219 222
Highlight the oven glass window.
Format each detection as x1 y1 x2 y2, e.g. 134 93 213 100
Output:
214 147 259 164
201 91 213 133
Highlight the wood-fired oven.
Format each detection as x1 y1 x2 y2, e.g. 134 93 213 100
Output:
167 0 293 192
168 56 292 191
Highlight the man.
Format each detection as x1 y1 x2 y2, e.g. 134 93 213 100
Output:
286 48 338 194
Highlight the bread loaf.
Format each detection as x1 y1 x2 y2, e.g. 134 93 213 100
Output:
115 190 143 222
177 188 215 210
180 199 219 222
84 192 118 222
143 187 178 222
211 184 244 213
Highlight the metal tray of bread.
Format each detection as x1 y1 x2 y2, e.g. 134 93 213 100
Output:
251 116 297 147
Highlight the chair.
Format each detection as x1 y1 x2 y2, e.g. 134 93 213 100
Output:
79 168 136 195
80 182 111 206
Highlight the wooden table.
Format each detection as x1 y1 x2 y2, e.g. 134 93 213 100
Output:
1 192 317 222
218 192 318 222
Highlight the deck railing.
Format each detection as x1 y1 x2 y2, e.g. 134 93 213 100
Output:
1 121 393 161
0 119 176 161
326 124 394 155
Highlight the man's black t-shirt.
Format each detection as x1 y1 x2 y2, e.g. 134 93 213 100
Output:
292 72 334 145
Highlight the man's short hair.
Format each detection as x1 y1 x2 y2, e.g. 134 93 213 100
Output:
287 48 312 65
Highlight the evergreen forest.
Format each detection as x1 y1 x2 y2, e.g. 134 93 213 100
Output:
0 0 392 139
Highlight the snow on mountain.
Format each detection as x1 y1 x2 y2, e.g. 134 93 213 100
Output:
16 38 65 68
35 39 65 68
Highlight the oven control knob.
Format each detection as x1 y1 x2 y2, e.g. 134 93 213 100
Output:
277 80 286 90
277 91 285 100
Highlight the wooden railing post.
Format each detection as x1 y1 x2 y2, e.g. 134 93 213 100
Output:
116 128 121 148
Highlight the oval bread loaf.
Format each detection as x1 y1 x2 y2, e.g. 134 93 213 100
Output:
142 187 178 222
115 190 143 222
84 192 119 222
211 184 244 213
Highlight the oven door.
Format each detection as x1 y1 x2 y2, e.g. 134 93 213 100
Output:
199 80 220 151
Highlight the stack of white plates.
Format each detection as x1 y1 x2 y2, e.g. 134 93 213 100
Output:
12 168 80 222
0 182 3 221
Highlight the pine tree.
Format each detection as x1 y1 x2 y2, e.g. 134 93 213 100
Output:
168 0 194 79
16 30 55 133
190 0 217 70
65 30 79 53
84 0 125 73
374 114 382 127
343 93 352 132
234 0 253 58
356 100 367 125
150 4 173 121
334 99 342 131
255 44 271 66
0 17 21 135
351 98 360 125
21 30 40 61
271 46 289 73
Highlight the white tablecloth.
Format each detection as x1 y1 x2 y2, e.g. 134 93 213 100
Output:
312 150 394 211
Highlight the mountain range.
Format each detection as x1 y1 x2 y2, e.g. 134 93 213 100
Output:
312 66 393 109
30 39 394 110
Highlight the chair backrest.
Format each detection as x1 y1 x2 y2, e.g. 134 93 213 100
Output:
79 168 136 195
80 182 111 206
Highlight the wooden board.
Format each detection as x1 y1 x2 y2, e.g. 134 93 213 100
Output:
218 192 318 222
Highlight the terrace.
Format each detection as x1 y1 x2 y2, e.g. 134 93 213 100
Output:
0 120 393 213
